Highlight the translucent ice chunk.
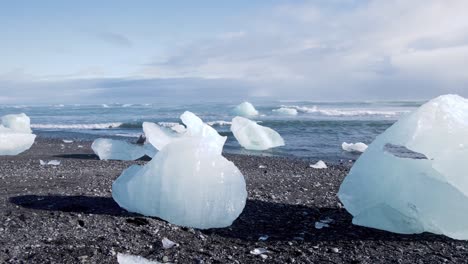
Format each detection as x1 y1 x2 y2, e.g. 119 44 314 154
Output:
117 253 161 264
0 113 36 155
112 112 247 229
91 138 156 161
142 122 178 151
233 102 259 116
272 107 298 116
231 116 284 150
310 160 327 169
342 142 368 153
338 94 468 240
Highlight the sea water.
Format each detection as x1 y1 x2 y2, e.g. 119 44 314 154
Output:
0 100 422 162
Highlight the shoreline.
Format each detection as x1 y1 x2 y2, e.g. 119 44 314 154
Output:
0 138 465 263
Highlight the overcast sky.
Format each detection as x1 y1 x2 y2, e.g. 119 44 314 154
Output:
1 0 468 104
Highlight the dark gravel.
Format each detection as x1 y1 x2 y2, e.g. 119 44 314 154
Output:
0 138 467 263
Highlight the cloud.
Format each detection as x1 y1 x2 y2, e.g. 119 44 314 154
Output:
140 0 468 100
97 32 133 48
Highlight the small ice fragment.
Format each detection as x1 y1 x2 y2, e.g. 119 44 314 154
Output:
310 160 327 169
233 102 259 116
78 145 83 148
231 116 284 150
250 248 268 255
331 248 340 253
40 160 61 166
272 107 298 116
342 142 368 153
117 253 161 264
258 165 267 169
260 254 268 259
320 217 334 224
315 222 329 229
258 235 269 241
162 237 178 249
63 140 73 143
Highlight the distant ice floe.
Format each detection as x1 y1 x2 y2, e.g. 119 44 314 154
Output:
0 113 36 155
117 253 161 264
272 107 298 116
91 138 156 161
112 111 247 229
233 102 259 116
338 94 468 240
342 142 368 153
310 160 327 169
231 116 284 151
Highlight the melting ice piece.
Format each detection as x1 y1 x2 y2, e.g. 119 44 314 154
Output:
342 142 368 153
117 253 161 264
315 222 329 229
112 112 247 229
310 160 327 169
91 138 156 161
233 102 259 116
143 122 178 151
338 94 468 240
170 124 186 134
40 160 61 166
162 238 178 249
0 113 36 155
231 116 284 150
272 107 298 116
250 248 268 255
63 140 73 143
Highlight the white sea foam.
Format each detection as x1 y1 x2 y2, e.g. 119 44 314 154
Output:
207 120 232 126
31 123 123 130
282 105 409 117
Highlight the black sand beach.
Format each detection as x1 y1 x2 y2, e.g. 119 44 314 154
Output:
1 138 467 263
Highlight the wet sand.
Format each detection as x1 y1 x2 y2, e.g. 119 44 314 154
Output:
0 138 466 263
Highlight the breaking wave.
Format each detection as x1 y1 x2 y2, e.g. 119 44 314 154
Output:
32 123 124 130
282 105 409 117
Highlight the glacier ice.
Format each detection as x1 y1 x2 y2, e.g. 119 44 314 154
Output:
233 102 259 116
342 142 368 153
338 94 468 240
230 116 284 150
117 253 161 264
0 113 36 155
272 107 298 116
40 160 61 166
142 122 179 151
91 138 156 161
162 238 178 249
112 111 247 229
310 160 327 169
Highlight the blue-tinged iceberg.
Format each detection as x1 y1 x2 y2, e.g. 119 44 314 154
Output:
0 113 36 155
112 111 247 229
231 116 284 150
338 94 468 239
233 102 259 116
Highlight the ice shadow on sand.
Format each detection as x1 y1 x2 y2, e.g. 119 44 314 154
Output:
9 195 449 242
53 154 152 161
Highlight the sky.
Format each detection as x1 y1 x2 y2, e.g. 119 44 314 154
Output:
1 0 468 104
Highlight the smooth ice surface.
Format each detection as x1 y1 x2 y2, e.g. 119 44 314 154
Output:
342 142 368 153
113 111 247 229
272 107 298 116
142 122 179 151
233 102 259 116
231 116 285 151
0 113 36 155
92 138 156 161
310 160 327 169
338 94 468 240
117 253 161 264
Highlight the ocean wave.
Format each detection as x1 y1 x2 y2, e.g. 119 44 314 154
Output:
282 105 409 117
207 120 232 126
32 123 123 130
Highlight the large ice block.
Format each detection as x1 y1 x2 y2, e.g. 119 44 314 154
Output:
233 102 259 116
91 138 156 161
0 113 36 155
338 94 468 240
230 116 284 150
112 111 247 229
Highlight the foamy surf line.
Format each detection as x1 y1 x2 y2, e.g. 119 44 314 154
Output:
281 105 411 117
